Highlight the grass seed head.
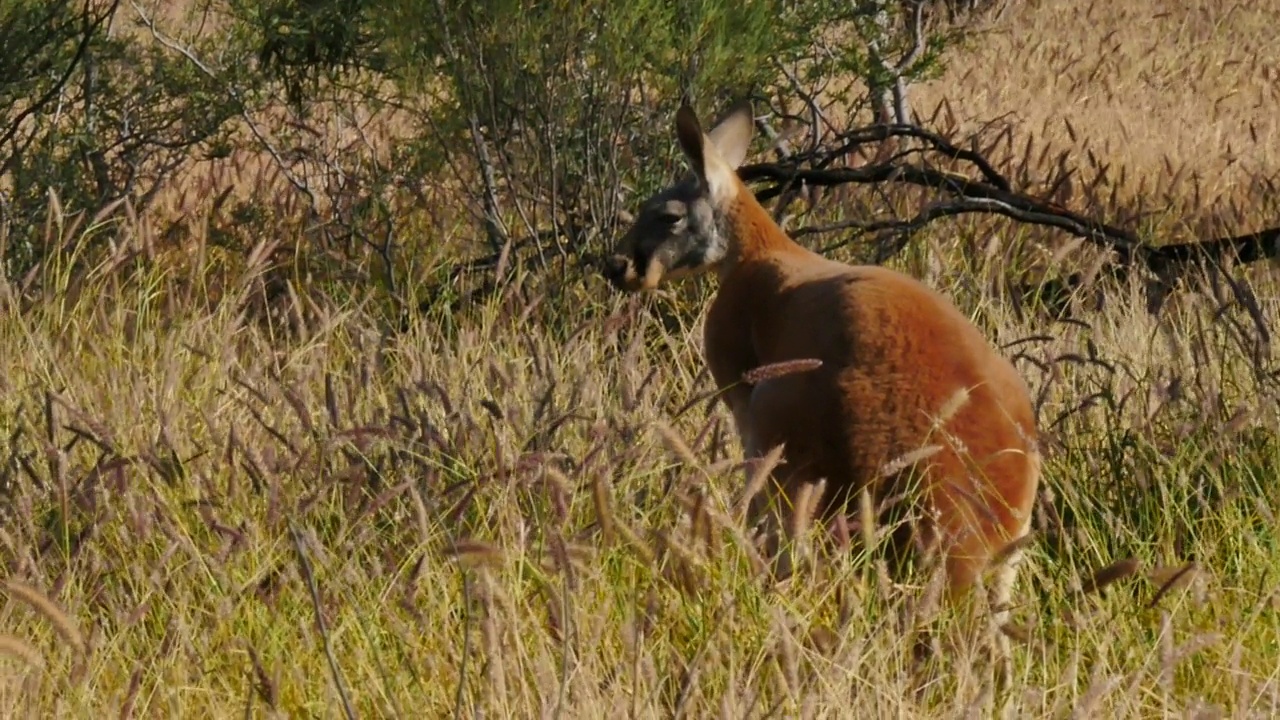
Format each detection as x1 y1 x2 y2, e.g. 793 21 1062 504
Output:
741 358 823 386
0 634 45 671
447 539 505 569
2 580 85 658
1079 557 1141 596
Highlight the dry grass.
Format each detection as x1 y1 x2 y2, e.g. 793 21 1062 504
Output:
917 0 1280 209
3 210 1279 717
3 2 1280 718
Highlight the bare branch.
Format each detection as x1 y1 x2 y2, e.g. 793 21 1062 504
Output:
737 122 1280 275
819 123 1010 191
892 2 929 75
741 156 1141 257
889 1 928 125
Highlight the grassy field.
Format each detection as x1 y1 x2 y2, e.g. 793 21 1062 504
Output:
3 1 1280 718
918 0 1280 191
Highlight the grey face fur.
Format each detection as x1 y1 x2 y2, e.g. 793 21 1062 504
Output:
601 101 755 292
601 173 728 291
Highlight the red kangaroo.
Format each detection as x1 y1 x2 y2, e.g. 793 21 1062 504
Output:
601 99 1041 650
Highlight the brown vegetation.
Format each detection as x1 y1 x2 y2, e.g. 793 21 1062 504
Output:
1 0 1279 717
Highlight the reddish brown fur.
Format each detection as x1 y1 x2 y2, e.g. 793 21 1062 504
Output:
706 180 1039 598
602 101 1041 612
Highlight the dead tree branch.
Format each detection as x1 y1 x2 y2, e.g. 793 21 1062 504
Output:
738 124 1280 273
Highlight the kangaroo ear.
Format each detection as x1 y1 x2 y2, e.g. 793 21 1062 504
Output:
674 103 746 204
706 99 755 170
675 104 707 180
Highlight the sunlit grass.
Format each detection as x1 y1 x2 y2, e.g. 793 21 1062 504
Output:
3 1 1280 716
1 190 1279 717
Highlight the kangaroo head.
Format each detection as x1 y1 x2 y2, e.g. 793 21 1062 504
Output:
601 100 755 292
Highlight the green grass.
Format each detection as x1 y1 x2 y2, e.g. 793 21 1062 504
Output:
2 204 1279 718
